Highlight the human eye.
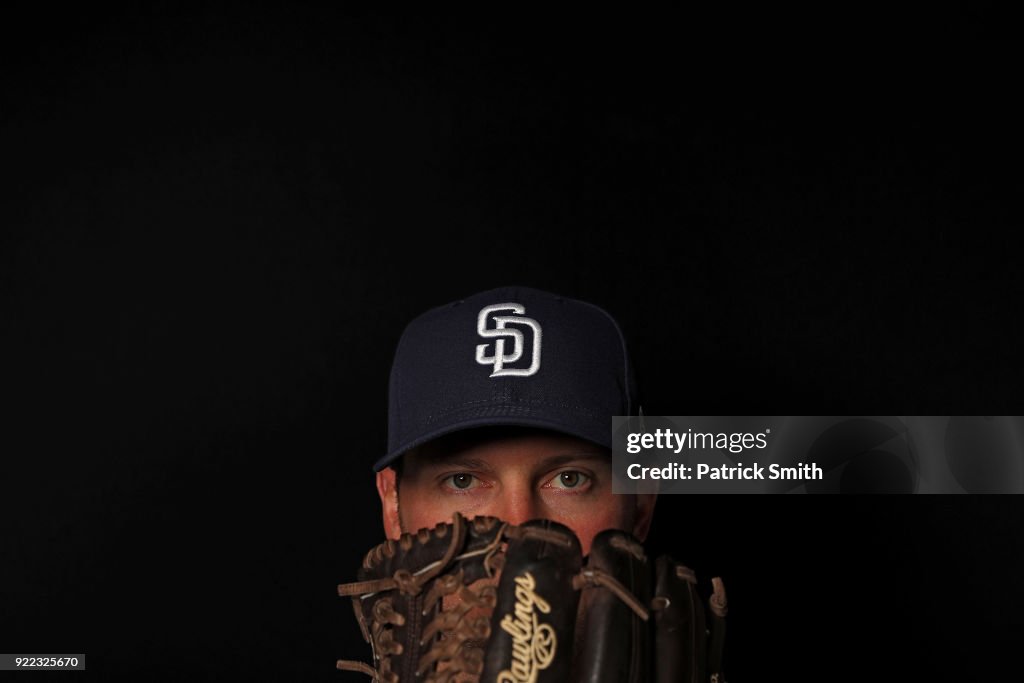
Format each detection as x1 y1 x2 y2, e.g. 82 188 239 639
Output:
440 472 485 492
544 470 592 491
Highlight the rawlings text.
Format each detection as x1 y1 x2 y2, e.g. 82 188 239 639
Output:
497 572 557 683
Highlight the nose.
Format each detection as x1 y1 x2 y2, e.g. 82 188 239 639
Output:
488 485 541 526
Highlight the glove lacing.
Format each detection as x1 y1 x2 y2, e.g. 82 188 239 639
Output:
337 515 509 682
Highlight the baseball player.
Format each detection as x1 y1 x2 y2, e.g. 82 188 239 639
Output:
339 285 727 682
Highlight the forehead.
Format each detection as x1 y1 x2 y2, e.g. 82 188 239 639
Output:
401 427 611 472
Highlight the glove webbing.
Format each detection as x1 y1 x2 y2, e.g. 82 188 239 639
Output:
337 515 508 683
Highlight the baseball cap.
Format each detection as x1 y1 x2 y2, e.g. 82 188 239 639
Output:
374 285 639 471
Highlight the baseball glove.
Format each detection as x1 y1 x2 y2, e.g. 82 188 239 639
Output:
337 513 727 683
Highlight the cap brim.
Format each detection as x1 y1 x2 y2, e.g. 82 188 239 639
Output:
372 407 611 471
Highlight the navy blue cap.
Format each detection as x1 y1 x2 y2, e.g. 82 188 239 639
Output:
374 286 639 471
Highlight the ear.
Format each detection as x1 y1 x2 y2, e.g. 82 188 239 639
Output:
376 467 402 540
631 492 658 542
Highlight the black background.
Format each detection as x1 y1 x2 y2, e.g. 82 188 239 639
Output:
2 4 1021 682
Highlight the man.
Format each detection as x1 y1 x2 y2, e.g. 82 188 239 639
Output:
373 285 656 554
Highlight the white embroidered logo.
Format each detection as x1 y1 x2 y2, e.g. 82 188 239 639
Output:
476 303 542 377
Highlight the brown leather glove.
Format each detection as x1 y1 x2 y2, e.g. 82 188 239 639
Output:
337 513 727 683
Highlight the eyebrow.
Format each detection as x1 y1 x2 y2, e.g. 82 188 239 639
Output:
533 452 610 469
